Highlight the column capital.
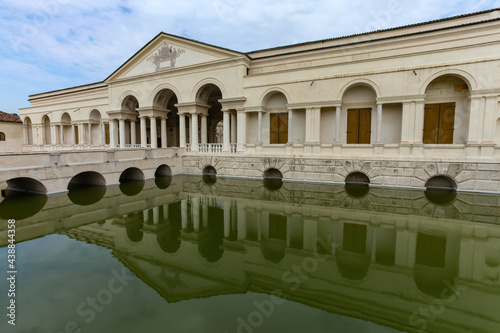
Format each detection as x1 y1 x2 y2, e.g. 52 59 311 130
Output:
175 102 209 115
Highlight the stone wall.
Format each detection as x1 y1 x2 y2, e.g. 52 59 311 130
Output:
182 155 500 193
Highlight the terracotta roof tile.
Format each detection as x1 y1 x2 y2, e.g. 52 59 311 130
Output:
0 111 22 123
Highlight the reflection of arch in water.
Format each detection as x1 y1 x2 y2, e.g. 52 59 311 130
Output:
261 239 286 264
336 223 371 281
197 207 224 262
202 165 217 186
0 192 48 220
67 172 106 205
125 221 144 243
413 232 458 298
155 176 172 189
424 189 457 205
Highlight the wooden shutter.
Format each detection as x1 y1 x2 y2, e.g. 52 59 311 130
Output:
269 214 287 240
423 104 439 144
439 103 455 144
270 113 279 144
105 124 110 144
75 126 79 144
415 233 446 268
423 103 455 144
359 108 372 144
347 109 360 144
279 113 288 144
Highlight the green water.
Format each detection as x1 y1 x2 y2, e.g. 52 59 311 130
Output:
1 175 500 333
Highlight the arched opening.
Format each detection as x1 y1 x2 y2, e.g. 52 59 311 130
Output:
119 167 145 196
423 75 470 144
262 92 289 145
89 110 102 146
154 89 180 147
345 172 370 184
263 168 283 191
202 165 217 185
342 84 377 144
155 164 172 177
120 96 140 146
61 113 72 145
67 172 106 206
42 115 51 145
155 164 172 189
425 176 457 191
0 132 5 141
24 117 33 145
196 84 224 145
5 177 47 195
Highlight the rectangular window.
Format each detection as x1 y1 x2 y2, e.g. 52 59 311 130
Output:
270 113 288 144
423 103 455 144
347 108 371 144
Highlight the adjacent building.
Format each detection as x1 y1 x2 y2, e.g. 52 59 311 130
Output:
0 111 23 152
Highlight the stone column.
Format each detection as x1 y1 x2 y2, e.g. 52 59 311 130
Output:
231 111 237 144
59 125 64 145
22 125 28 146
161 117 167 148
71 124 76 145
119 119 126 148
376 103 383 143
181 199 188 229
224 199 231 238
192 197 200 231
179 114 186 148
288 109 293 143
153 206 159 225
223 110 230 152
78 124 84 145
401 102 412 143
150 117 158 148
140 117 147 148
257 111 263 144
237 110 246 152
88 123 93 146
50 125 57 145
305 107 313 143
201 114 207 144
143 210 149 223
191 113 199 152
413 101 425 143
237 201 246 240
335 106 341 142
130 120 137 145
313 107 321 143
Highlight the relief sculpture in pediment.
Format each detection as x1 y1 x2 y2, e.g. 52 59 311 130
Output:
148 43 186 71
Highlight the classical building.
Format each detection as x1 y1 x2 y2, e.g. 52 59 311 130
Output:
0 111 23 152
15 8 500 193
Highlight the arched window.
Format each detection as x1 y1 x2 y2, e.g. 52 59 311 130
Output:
0 132 5 141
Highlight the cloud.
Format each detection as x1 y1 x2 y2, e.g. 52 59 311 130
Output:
0 0 499 113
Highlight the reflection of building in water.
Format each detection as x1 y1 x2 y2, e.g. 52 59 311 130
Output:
50 177 500 333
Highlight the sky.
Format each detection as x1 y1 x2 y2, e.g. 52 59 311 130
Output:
0 0 499 114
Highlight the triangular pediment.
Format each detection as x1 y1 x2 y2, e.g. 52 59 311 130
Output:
106 33 246 81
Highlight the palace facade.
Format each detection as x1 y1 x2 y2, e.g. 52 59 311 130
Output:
17 8 500 193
